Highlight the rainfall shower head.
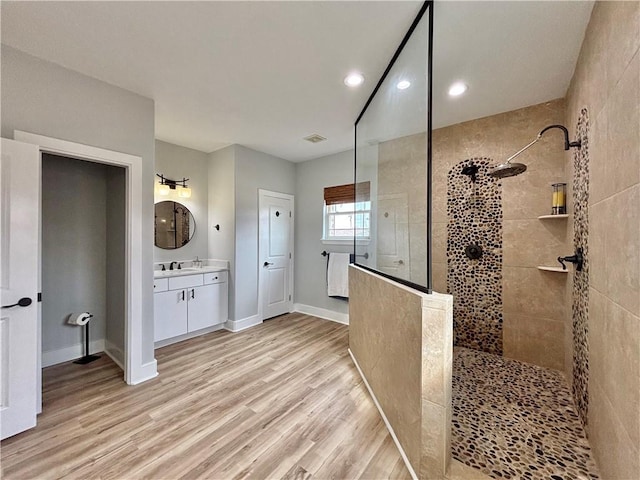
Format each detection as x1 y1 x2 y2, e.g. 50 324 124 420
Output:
489 161 528 179
489 124 581 179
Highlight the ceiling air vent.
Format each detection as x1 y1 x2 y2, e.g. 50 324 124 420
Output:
304 134 327 144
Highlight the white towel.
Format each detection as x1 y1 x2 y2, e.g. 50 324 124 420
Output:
327 253 350 298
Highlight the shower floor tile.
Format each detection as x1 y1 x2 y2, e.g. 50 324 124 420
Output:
452 347 600 480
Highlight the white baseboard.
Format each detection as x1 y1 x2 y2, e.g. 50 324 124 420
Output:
293 303 349 325
128 359 158 385
104 340 125 371
348 349 418 480
42 339 106 367
154 324 225 348
225 314 262 333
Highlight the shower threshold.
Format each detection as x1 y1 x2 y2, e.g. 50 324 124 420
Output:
452 347 599 480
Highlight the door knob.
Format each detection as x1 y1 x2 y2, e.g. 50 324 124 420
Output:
263 262 274 267
2 297 33 309
393 260 404 265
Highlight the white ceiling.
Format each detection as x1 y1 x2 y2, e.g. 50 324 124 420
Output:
1 1 594 162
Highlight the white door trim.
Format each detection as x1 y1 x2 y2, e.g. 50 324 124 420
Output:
258 189 294 321
14 130 152 386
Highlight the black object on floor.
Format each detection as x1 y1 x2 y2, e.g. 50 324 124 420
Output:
73 322 101 365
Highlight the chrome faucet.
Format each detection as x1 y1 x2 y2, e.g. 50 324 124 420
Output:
169 261 178 270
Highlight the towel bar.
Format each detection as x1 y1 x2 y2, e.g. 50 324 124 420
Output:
321 250 369 259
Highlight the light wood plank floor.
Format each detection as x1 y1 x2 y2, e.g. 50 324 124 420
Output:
1 313 411 480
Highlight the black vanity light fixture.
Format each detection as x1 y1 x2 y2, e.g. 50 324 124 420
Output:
489 124 581 179
156 173 191 198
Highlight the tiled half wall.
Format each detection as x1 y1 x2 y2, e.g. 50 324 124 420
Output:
349 265 454 479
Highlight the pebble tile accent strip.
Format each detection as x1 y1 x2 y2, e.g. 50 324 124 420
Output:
447 158 503 355
452 347 600 480
572 108 590 428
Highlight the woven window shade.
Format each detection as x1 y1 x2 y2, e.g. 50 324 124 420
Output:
324 182 370 205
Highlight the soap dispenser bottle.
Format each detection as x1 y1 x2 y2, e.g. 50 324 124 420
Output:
193 256 202 268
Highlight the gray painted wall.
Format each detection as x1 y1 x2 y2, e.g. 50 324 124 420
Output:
41 155 108 353
294 150 354 315
154 140 209 265
1 46 156 365
234 145 295 321
106 166 126 362
208 146 236 319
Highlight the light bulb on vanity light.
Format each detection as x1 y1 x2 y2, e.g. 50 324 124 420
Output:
178 186 192 198
158 184 170 196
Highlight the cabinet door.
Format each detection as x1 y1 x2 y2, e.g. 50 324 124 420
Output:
187 283 228 332
213 281 229 326
154 289 188 341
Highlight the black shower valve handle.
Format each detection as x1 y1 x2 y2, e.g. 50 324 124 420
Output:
558 247 584 271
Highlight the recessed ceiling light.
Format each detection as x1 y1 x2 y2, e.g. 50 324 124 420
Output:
344 72 365 87
448 82 468 97
397 80 411 90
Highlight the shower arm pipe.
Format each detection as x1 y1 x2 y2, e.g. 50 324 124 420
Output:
505 136 541 164
505 124 582 164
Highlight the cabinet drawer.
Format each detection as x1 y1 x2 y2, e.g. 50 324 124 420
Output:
154 278 168 292
168 274 203 290
204 271 227 285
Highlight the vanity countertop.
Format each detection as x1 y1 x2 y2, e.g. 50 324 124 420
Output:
153 266 227 279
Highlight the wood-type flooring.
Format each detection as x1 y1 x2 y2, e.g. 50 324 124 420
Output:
1 313 411 480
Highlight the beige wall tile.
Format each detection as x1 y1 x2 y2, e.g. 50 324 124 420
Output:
588 380 640 479
604 0 640 94
577 2 610 118
590 293 640 447
605 185 640 316
503 219 569 268
566 1 640 474
605 52 640 198
422 306 448 406
432 222 447 264
503 266 568 320
503 313 564 371
588 109 608 207
420 401 447 480
588 200 607 294
349 267 423 471
432 261 447 294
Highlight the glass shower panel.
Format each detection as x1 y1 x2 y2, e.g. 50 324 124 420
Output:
354 5 430 292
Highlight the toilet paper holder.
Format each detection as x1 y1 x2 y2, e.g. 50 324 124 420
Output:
68 312 101 365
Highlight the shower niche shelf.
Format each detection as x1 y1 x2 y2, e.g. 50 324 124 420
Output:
537 266 569 273
538 214 569 219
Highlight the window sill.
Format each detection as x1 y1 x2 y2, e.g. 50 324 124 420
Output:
321 238 370 246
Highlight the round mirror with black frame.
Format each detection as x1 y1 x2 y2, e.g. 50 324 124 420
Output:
154 201 196 249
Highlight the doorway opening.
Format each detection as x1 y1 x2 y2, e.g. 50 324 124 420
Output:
41 154 126 374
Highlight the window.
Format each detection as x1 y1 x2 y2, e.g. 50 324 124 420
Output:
323 182 371 241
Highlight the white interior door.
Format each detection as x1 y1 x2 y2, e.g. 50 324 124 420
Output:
377 194 409 278
1 138 40 440
259 190 294 320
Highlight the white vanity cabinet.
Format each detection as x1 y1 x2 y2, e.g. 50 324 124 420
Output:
154 288 188 341
153 270 228 343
